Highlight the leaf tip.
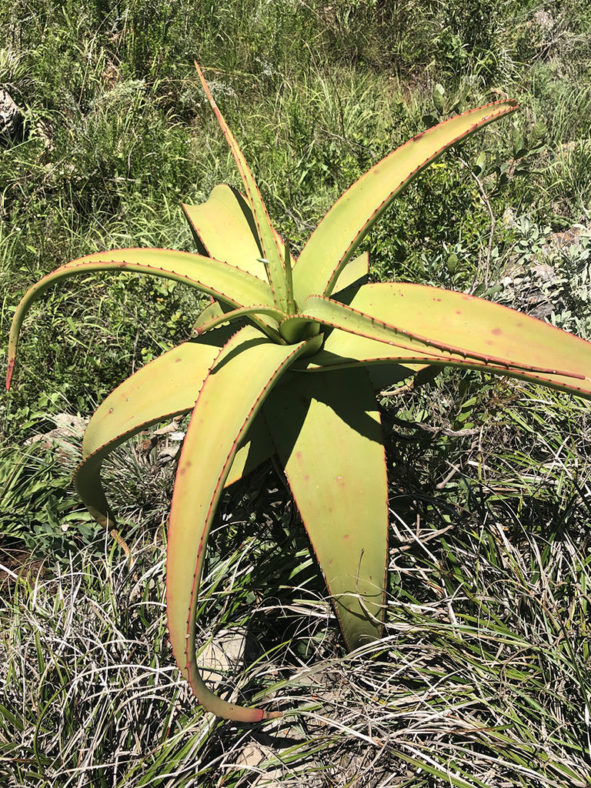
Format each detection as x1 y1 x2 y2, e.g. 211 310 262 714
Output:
6 358 14 390
264 710 283 720
194 61 213 103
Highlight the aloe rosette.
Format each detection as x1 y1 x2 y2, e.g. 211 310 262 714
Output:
7 64 591 722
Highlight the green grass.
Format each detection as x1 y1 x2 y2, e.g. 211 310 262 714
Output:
1 0 591 784
2 388 590 785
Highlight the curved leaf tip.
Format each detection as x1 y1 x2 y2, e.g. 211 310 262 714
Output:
6 358 14 390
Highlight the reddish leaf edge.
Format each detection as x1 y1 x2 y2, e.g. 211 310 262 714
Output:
323 100 519 295
296 294 587 382
194 62 287 311
167 329 314 721
5 249 272 391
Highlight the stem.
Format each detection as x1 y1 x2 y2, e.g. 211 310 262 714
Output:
283 239 296 315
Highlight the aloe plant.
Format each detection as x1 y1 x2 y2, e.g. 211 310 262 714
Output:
7 65 591 722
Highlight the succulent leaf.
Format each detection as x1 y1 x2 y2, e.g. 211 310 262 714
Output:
293 100 519 303
75 338 223 528
6 247 275 389
194 63 288 312
331 251 369 295
264 368 388 649
12 67 591 725
193 304 287 336
74 331 273 530
167 324 313 721
309 284 591 398
192 300 225 332
182 185 268 280
224 415 275 488
296 290 590 394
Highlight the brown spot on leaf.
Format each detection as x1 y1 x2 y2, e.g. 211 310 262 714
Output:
492 328 502 336
179 460 192 476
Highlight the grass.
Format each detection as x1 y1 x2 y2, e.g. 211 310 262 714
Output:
2 392 591 785
1 0 591 784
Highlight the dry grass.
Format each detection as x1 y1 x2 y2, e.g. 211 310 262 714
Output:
2 386 590 786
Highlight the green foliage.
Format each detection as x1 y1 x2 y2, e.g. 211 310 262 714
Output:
2 392 590 784
0 443 100 554
2 0 591 778
3 0 590 437
498 216 591 338
8 63 591 725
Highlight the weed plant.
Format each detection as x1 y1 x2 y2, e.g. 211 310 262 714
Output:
1 0 591 784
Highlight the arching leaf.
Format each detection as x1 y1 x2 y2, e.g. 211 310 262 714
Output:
167 325 313 721
6 247 275 389
293 100 518 303
299 285 591 398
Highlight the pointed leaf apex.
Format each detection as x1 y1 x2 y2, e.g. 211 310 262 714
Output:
5 358 14 390
193 62 288 311
194 61 221 119
293 98 519 302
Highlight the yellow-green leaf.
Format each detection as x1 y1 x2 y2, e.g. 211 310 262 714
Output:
293 100 518 303
167 324 312 721
195 63 288 311
343 284 591 397
75 339 221 528
332 251 369 295
6 247 275 389
182 185 268 280
225 415 275 488
264 369 388 649
75 331 271 530
301 284 591 398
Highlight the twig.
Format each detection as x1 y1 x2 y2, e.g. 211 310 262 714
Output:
413 422 481 438
457 154 495 291
391 415 482 439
